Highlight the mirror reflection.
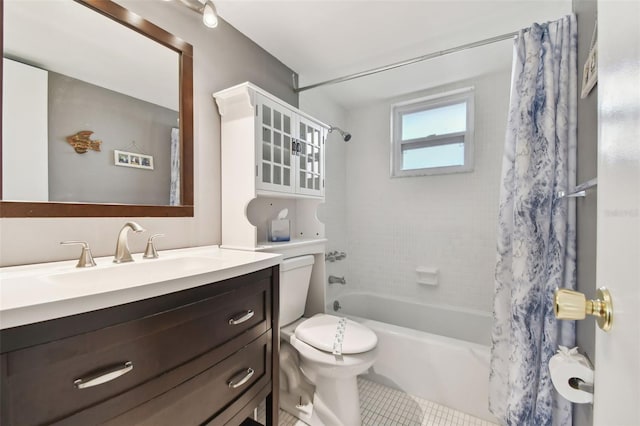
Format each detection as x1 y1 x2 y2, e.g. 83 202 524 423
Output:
2 0 182 206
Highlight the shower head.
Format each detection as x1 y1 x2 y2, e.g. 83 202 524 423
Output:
329 126 352 142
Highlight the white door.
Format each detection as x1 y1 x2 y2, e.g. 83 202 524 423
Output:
2 58 49 201
593 1 640 425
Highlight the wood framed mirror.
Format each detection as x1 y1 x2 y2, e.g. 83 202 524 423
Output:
0 0 194 217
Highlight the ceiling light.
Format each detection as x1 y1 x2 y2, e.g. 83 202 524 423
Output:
202 1 218 28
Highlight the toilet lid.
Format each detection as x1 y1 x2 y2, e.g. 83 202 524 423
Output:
294 314 377 354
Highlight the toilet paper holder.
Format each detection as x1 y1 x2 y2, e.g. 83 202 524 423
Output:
568 377 594 394
554 287 613 332
549 346 595 403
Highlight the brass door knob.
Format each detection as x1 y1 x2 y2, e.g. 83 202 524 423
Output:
554 287 613 331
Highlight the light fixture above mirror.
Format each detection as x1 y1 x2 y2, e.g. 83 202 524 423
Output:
175 0 219 29
0 0 194 217
202 1 219 28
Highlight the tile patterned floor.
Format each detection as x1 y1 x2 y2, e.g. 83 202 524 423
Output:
258 377 497 426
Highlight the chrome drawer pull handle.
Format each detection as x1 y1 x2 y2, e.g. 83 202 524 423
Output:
227 368 254 389
228 309 254 325
73 361 133 389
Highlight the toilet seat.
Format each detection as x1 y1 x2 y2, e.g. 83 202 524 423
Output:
290 334 378 368
294 314 377 354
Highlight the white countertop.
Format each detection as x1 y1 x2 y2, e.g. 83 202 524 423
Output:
0 245 282 330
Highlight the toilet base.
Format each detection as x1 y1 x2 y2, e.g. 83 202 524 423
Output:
281 376 361 426
280 341 315 424
280 390 314 425
308 374 361 426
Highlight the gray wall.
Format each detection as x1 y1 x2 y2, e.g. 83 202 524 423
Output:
48 72 177 205
0 0 297 266
573 0 598 425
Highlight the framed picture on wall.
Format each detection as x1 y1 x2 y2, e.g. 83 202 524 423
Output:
114 149 154 170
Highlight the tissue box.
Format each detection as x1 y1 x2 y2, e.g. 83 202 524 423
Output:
268 219 290 242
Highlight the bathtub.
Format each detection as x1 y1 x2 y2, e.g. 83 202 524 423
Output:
336 291 497 423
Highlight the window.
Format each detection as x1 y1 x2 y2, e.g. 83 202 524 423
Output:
391 88 474 177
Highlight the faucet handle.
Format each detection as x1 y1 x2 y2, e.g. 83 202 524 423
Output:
61 241 97 268
143 234 164 259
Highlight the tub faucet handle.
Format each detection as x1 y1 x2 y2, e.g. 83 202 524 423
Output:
325 251 346 262
60 241 97 268
328 275 346 285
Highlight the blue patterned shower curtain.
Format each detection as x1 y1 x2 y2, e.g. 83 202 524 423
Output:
170 127 180 206
489 15 577 426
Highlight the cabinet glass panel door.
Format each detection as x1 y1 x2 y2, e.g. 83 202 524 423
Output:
256 95 295 193
296 116 324 197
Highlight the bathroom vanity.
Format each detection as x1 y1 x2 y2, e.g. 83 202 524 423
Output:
0 246 281 426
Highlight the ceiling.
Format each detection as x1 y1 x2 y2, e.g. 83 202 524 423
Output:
216 0 572 108
5 0 179 111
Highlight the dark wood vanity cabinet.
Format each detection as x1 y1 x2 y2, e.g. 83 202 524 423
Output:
0 266 280 426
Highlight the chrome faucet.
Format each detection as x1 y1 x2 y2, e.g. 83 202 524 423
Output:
325 251 347 262
113 222 146 263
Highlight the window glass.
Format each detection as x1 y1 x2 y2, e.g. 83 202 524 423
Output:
391 88 474 177
402 142 464 170
401 102 466 140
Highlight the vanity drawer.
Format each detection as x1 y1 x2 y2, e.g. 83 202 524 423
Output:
103 331 271 426
1 276 271 426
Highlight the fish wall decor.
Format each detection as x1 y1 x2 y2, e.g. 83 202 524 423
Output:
66 130 102 154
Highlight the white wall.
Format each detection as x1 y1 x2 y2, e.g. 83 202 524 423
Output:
343 69 511 313
299 91 349 309
0 0 296 266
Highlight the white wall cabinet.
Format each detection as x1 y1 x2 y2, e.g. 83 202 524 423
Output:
257 94 325 198
215 82 326 200
214 82 328 250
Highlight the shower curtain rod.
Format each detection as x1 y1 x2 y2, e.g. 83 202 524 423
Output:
294 31 519 93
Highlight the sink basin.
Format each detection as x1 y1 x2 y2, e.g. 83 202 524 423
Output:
47 256 231 289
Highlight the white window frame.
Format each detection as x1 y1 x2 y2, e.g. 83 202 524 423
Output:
390 87 475 177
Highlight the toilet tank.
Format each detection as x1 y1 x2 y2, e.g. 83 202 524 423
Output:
280 255 315 326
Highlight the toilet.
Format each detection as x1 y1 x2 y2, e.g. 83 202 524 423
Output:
279 255 378 426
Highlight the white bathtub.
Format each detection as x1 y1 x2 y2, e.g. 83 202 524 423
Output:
336 292 497 423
